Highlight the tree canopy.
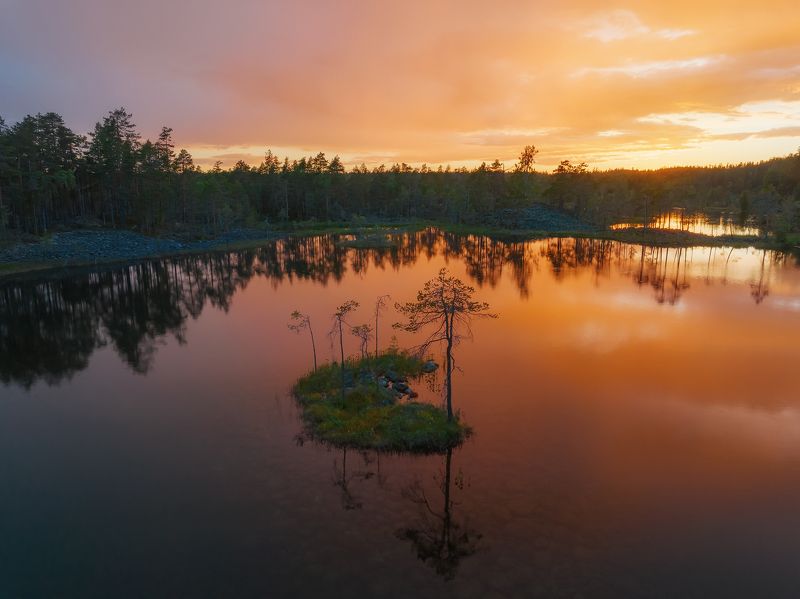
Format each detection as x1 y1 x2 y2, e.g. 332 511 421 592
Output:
1 108 798 237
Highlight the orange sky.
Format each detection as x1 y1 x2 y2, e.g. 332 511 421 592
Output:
2 0 799 170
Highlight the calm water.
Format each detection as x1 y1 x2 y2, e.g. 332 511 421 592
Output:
612 210 761 236
1 230 799 598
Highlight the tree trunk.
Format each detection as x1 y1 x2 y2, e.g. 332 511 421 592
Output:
441 448 452 550
309 322 317 372
445 308 454 421
339 317 346 400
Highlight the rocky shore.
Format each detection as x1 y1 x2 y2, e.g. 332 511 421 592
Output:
0 228 277 270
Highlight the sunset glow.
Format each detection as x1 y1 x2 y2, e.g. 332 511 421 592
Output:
2 0 799 169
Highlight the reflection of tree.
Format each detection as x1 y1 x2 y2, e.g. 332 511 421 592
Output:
2 230 791 387
0 279 100 388
332 448 363 510
0 252 258 387
651 247 690 305
750 250 771 304
331 448 384 511
396 448 481 581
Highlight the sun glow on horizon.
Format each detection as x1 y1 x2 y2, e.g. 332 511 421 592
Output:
2 0 799 170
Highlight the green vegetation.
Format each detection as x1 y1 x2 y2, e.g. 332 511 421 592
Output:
293 351 470 453
1 109 798 241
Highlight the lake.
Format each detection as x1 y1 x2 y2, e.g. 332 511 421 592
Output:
612 210 761 237
2 229 799 598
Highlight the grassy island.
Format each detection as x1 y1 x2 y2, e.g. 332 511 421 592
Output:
292 350 470 453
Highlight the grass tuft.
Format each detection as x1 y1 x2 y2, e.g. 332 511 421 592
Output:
293 349 469 453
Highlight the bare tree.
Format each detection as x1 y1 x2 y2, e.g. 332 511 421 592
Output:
331 300 359 398
374 294 390 357
288 310 317 371
395 268 496 421
351 324 373 359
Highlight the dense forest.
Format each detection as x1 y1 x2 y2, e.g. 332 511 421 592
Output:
1 108 798 238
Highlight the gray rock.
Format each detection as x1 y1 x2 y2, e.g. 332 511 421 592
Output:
422 360 439 373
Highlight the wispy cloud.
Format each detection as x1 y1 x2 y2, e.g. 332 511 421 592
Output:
582 10 695 43
458 127 566 146
656 28 696 40
574 56 725 78
639 100 800 137
583 10 650 42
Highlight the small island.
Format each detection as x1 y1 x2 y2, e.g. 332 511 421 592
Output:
293 350 470 453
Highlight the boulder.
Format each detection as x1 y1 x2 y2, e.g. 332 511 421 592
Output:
385 370 400 383
421 360 439 373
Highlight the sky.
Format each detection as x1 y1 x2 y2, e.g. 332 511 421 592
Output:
1 0 799 171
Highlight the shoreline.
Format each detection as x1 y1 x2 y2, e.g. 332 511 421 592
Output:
0 221 795 280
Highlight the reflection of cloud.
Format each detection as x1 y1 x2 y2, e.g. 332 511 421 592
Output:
659 398 800 455
770 297 800 312
571 320 664 353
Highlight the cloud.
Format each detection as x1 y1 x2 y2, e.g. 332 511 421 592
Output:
1 0 798 170
583 10 650 42
582 9 695 43
639 100 800 137
458 128 566 146
656 28 696 40
574 56 725 79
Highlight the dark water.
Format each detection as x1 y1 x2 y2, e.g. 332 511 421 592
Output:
2 230 800 598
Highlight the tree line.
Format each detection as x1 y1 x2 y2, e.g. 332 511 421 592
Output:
1 108 798 237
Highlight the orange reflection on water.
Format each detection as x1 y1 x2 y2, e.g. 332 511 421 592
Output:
2 229 800 594
612 210 761 236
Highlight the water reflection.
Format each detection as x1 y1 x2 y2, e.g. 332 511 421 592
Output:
612 210 761 236
333 448 366 511
396 448 481 581
0 229 796 388
321 445 481 581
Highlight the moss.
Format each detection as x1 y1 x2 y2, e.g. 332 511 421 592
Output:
293 350 469 453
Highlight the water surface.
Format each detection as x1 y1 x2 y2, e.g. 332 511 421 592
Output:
612 210 760 236
2 230 799 597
